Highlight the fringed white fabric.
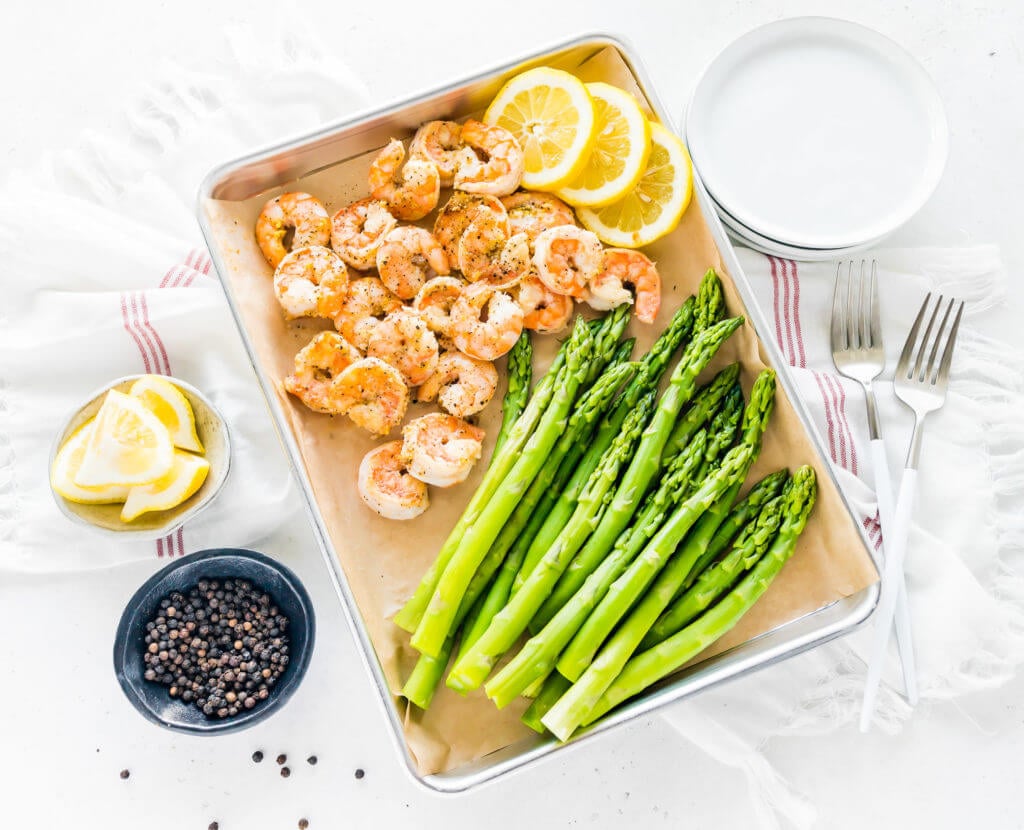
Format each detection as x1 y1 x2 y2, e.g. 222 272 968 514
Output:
662 247 1024 827
0 25 369 571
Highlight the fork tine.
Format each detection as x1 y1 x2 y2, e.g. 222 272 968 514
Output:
868 260 882 350
924 297 955 383
830 262 847 352
933 300 965 386
847 261 859 349
858 260 871 349
912 294 943 381
896 292 932 379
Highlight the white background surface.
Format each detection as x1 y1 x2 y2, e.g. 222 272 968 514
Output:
3 1 1023 828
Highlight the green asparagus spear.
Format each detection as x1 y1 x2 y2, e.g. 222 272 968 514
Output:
486 429 710 707
513 299 696 592
693 386 744 478
554 369 776 683
392 336 571 633
401 629 460 710
522 316 744 614
446 392 657 691
541 450 762 740
493 331 532 456
521 672 572 734
647 495 786 637
695 268 726 331
410 317 596 657
583 466 818 727
531 400 720 635
454 360 637 661
667 469 789 604
662 364 741 460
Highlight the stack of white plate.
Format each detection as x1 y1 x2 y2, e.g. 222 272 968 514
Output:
684 17 948 261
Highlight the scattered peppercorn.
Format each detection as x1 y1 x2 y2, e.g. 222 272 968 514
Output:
119 769 130 780
354 768 365 780
276 754 287 765
141 579 290 721
252 750 264 763
306 755 317 766
299 819 309 829
281 766 291 779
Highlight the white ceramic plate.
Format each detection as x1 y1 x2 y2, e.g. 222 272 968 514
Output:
710 191 884 262
685 17 948 250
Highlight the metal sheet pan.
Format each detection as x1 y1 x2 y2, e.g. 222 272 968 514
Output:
197 33 879 793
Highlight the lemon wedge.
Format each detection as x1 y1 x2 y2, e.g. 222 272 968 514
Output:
51 420 133 504
576 122 693 248
121 449 210 522
484 66 597 191
129 375 204 452
74 389 174 487
555 82 651 207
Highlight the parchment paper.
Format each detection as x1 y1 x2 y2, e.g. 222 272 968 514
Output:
202 46 877 776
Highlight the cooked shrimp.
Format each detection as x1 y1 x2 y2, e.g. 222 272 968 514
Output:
400 413 485 488
409 120 465 187
256 192 331 268
457 212 530 289
335 277 404 351
368 139 440 221
501 191 576 245
333 357 410 435
283 331 362 414
516 272 575 334
330 198 398 270
358 440 429 520
588 249 662 324
417 351 499 418
450 283 525 361
365 309 439 387
412 276 464 339
453 119 525 196
272 246 349 321
433 191 508 264
375 226 450 300
532 225 603 299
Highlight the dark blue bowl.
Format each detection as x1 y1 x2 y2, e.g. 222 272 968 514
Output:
113 548 315 735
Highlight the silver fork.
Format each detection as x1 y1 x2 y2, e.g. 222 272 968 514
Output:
831 261 917 705
860 292 965 731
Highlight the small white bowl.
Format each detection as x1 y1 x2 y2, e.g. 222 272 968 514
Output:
49 375 231 540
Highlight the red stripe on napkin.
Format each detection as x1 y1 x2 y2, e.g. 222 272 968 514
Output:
785 260 808 369
768 257 789 362
810 370 841 464
137 293 171 376
120 293 154 373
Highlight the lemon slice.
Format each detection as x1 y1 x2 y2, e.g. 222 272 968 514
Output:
576 122 693 248
129 375 204 452
75 389 174 487
121 449 210 522
51 421 132 504
555 82 651 207
484 66 596 191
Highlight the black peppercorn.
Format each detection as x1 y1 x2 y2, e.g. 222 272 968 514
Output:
141 578 290 722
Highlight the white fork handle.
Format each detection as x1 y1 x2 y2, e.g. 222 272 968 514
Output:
860 467 918 732
869 438 919 705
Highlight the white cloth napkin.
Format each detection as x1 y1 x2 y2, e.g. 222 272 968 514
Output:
0 24 369 571
660 246 1024 828
2 25 1024 830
